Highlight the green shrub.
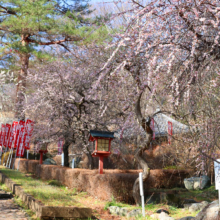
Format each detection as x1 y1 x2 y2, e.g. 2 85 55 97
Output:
48 180 63 187
104 196 132 210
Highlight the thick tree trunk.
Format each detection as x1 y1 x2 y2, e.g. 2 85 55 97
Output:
87 151 94 169
15 42 30 120
85 146 94 169
63 140 70 167
133 91 153 205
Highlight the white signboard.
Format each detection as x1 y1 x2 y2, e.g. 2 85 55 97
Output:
214 159 220 190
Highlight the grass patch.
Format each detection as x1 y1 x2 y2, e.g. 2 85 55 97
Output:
145 203 199 219
104 196 134 210
149 187 187 192
163 165 178 170
47 179 63 187
149 185 218 203
177 185 218 202
104 199 200 219
0 182 9 191
0 166 86 207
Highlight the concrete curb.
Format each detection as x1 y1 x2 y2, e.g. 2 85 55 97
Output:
0 171 92 219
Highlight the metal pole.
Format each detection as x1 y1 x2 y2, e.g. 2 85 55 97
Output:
72 158 74 169
219 190 220 207
139 172 145 217
6 148 12 168
61 153 64 166
9 143 15 169
27 150 29 159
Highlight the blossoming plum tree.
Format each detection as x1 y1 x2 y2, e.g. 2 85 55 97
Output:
97 0 220 204
26 45 125 167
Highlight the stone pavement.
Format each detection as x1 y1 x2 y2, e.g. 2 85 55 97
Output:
0 189 30 220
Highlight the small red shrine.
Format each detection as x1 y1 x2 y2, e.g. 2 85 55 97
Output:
89 130 114 174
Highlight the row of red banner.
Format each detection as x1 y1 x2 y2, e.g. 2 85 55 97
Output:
0 119 34 157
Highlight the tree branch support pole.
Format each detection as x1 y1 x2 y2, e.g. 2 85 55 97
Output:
218 190 220 207
8 148 14 169
62 152 64 166
9 143 15 169
139 172 145 217
6 148 12 167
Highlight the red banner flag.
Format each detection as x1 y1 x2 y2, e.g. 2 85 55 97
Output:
23 119 34 150
168 121 173 144
4 124 11 147
8 121 18 149
14 120 25 150
16 143 25 157
150 118 155 140
16 120 26 157
0 124 5 147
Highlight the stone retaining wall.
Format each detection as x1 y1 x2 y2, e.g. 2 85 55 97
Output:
0 171 92 219
14 159 191 203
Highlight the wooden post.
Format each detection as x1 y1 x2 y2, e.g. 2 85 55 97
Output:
99 156 103 174
40 152 43 164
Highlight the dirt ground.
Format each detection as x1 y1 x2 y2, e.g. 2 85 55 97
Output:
76 193 171 220
76 194 134 220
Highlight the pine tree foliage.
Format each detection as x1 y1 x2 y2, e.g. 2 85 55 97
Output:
0 0 96 57
0 0 107 119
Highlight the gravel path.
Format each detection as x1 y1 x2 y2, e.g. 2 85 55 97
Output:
0 189 29 220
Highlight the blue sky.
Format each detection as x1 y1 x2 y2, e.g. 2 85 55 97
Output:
66 0 112 6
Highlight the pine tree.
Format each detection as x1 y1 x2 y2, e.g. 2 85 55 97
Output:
0 0 97 120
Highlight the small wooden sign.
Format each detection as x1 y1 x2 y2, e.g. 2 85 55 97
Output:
214 159 220 190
